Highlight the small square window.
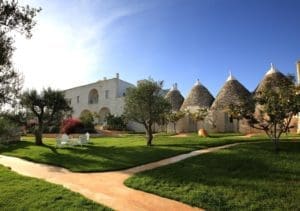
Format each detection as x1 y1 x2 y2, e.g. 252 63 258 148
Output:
105 90 109 99
77 96 80 103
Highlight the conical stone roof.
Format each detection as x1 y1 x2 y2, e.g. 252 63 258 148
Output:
211 74 251 110
181 79 214 110
165 83 184 111
254 64 291 94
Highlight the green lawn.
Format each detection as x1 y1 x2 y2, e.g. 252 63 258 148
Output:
125 141 300 210
0 133 265 172
0 165 110 210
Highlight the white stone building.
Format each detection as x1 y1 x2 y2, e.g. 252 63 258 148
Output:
64 62 300 134
64 73 134 125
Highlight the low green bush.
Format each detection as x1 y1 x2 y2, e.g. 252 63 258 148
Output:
80 112 96 133
0 117 20 144
105 114 127 130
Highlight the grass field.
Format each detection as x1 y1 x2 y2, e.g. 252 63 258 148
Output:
0 133 265 172
0 165 110 210
125 141 300 210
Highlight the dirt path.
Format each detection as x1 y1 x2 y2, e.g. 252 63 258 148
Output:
0 143 240 211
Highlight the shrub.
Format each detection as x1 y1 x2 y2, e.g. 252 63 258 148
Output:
79 112 95 132
0 117 20 144
106 114 127 130
61 118 84 134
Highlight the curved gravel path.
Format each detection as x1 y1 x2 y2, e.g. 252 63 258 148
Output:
0 143 240 211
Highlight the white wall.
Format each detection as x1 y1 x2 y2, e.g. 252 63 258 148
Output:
64 78 134 120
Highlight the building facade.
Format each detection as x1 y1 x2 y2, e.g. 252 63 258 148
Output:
64 73 134 125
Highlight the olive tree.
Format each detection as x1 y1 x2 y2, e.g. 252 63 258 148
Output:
124 79 171 146
191 108 208 131
228 76 300 151
167 111 185 134
20 88 72 145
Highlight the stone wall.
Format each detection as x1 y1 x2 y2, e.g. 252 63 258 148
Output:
174 110 253 134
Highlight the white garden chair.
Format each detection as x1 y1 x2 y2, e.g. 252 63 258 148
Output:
78 135 86 146
56 134 69 147
85 132 90 143
77 132 90 146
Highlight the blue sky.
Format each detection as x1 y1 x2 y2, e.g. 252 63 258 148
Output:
15 0 300 96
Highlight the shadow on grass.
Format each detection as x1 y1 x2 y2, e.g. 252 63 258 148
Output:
125 142 300 210
1 139 213 172
1 137 294 173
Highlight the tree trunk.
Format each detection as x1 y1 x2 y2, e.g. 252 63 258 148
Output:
146 124 153 146
273 137 280 152
35 129 43 145
273 123 279 152
173 122 176 134
35 121 43 145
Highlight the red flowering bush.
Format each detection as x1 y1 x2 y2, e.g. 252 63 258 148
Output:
61 118 84 134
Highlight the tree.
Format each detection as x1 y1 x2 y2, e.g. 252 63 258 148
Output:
167 111 185 133
226 99 251 133
124 79 171 146
20 88 72 145
155 113 169 132
228 76 300 151
190 108 208 131
0 1 40 107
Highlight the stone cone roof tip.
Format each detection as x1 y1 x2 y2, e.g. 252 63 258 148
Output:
254 63 289 94
181 80 214 110
165 83 184 111
170 83 178 91
194 79 201 86
265 63 278 75
226 71 236 81
211 77 251 110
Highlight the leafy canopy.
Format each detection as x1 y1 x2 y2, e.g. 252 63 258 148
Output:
20 88 72 145
124 79 171 145
228 74 300 151
0 0 40 107
124 79 171 125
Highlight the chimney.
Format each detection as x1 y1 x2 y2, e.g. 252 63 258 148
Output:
116 73 119 79
297 61 300 85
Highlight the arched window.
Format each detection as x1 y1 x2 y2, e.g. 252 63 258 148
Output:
88 89 99 104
